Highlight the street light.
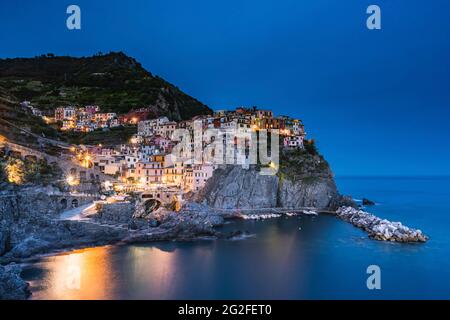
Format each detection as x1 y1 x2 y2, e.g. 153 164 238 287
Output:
130 137 138 144
66 175 79 186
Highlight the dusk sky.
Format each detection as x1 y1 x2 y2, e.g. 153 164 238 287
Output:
1 0 449 176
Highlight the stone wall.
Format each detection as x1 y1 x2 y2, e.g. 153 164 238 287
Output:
92 202 135 225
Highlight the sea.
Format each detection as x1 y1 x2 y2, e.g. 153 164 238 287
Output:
21 177 450 299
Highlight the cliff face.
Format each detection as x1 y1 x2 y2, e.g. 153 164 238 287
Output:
195 166 280 209
194 148 341 210
278 177 338 209
0 186 62 256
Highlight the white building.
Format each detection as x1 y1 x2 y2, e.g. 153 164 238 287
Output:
55 106 76 121
109 119 120 127
137 116 170 136
94 113 117 122
283 135 304 149
156 121 177 139
125 155 139 169
103 162 122 176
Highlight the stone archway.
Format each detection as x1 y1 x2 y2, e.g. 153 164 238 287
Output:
71 199 79 208
144 199 161 213
60 198 67 210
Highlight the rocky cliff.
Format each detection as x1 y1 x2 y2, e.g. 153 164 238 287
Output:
0 187 229 263
194 147 344 210
0 186 126 261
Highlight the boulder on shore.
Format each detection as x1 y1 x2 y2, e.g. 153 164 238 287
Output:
362 198 375 206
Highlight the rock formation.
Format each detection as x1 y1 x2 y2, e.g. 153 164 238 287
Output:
0 263 30 300
0 186 126 262
193 165 280 209
335 207 428 242
362 198 375 206
0 191 227 264
194 148 344 210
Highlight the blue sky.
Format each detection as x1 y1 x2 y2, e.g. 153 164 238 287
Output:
1 0 450 176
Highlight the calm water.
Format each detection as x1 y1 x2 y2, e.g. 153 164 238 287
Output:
22 177 450 299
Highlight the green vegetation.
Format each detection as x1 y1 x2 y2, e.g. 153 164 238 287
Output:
64 126 137 146
304 139 319 156
0 52 213 147
278 142 332 182
0 152 62 186
0 52 212 120
1 107 59 138
0 99 63 151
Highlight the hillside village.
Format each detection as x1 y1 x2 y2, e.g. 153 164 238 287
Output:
1 53 307 208
0 49 431 301
19 104 306 205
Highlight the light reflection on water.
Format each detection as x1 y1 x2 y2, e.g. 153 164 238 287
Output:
21 177 450 299
27 247 116 300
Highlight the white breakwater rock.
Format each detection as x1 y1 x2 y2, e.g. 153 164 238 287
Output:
336 207 428 242
303 210 318 216
241 213 282 220
285 212 298 217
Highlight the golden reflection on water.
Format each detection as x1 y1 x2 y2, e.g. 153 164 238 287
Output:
32 246 116 300
30 244 185 300
27 220 327 299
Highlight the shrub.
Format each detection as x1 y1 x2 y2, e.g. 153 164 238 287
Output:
304 139 318 155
